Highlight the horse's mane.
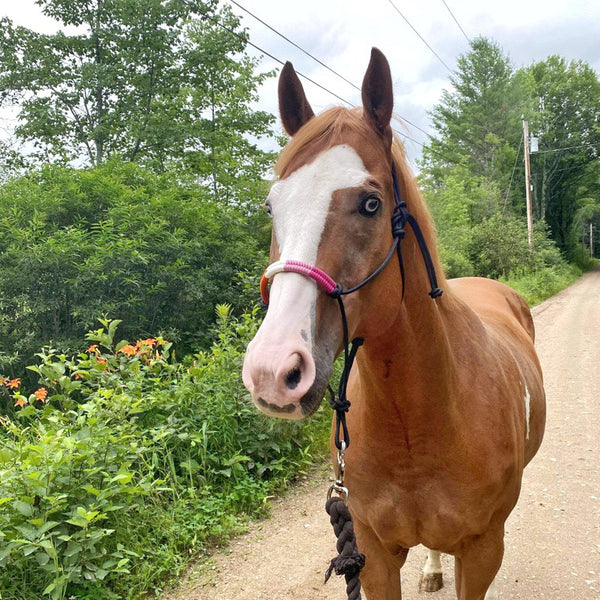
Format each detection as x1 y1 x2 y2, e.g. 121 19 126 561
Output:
274 106 445 285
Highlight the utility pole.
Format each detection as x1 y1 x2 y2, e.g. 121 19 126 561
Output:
522 116 534 250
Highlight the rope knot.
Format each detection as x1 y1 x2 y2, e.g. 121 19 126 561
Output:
328 283 343 299
328 388 351 413
391 203 408 239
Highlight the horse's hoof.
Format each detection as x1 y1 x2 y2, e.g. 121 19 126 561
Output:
419 571 444 593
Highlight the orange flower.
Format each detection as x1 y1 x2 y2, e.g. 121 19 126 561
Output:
34 388 48 403
137 338 158 348
86 344 99 353
6 378 21 389
96 357 107 365
13 397 27 408
0 376 7 386
119 344 137 356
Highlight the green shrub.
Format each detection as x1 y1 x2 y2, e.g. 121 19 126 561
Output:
500 263 582 306
0 160 270 380
0 311 331 599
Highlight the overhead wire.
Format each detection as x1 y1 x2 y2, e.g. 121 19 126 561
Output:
200 7 354 106
386 0 453 72
224 0 433 142
440 0 471 44
206 2 456 162
226 0 357 91
535 143 598 155
207 3 434 153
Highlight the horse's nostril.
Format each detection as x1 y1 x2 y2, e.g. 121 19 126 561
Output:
285 366 302 390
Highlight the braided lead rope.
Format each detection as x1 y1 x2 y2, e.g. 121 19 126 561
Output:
325 496 365 600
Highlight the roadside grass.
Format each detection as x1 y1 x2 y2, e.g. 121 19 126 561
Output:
501 262 584 306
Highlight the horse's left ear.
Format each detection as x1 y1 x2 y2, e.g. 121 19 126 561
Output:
361 48 394 139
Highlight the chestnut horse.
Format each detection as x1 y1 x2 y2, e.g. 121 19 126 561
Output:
242 48 546 600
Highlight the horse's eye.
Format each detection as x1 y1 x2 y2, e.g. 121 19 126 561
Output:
359 195 381 217
265 200 272 217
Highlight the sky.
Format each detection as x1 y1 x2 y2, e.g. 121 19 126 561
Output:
2 0 600 166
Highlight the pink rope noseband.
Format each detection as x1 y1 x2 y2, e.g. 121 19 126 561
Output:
260 259 338 305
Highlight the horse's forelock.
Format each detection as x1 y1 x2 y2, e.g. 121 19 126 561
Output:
274 107 371 178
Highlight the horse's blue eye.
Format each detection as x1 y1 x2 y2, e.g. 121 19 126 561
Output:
359 196 380 216
265 200 272 216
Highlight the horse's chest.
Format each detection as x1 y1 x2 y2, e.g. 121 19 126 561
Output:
348 461 516 553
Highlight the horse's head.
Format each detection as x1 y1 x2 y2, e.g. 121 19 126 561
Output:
242 48 413 420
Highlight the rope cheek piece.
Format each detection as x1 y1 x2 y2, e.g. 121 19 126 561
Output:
259 165 442 600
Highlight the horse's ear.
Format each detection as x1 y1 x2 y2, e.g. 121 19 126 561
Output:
361 48 394 138
278 61 315 136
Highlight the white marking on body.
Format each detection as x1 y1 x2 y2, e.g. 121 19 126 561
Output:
524 384 531 439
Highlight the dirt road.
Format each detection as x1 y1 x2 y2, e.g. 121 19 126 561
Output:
163 269 600 599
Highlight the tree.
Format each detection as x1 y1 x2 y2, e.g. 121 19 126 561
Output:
0 0 276 192
421 164 501 277
423 37 523 191
519 56 600 253
0 160 269 378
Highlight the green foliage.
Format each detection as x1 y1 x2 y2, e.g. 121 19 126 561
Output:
520 56 600 251
421 36 599 274
0 314 331 599
424 37 523 189
0 0 276 178
422 165 502 277
500 263 582 306
0 160 270 379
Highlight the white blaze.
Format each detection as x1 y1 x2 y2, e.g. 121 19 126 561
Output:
270 144 370 263
242 145 371 415
265 144 370 317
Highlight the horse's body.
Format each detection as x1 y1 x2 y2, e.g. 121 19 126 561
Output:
242 48 545 600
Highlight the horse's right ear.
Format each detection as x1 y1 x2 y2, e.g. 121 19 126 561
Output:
361 48 393 140
278 62 315 136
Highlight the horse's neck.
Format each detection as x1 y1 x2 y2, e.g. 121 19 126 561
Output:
354 284 468 432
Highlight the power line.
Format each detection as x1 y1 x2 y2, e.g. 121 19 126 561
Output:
535 143 598 155
226 0 433 141
204 7 431 150
386 0 452 72
227 0 357 91
440 0 471 44
201 8 354 106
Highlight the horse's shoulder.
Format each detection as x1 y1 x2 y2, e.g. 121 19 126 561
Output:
447 276 535 342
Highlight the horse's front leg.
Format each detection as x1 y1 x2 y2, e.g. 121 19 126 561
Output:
454 526 504 600
353 517 407 599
